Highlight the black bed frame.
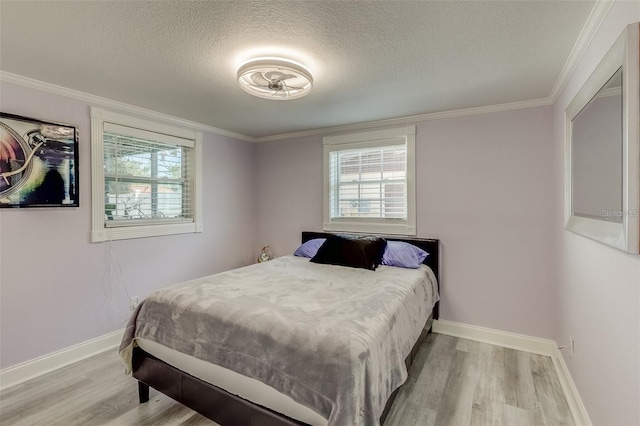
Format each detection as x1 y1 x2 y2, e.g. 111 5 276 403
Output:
133 232 440 426
301 232 440 320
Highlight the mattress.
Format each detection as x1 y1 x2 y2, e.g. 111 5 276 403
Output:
121 256 439 425
136 337 329 425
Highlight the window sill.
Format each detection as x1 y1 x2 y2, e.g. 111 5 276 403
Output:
91 222 203 242
323 221 416 236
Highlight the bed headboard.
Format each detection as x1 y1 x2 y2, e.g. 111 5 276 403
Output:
301 231 440 319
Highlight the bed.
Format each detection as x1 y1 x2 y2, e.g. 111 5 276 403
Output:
120 232 440 426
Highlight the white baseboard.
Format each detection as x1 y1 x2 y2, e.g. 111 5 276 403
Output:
551 346 592 426
432 319 556 356
433 319 591 425
0 329 124 391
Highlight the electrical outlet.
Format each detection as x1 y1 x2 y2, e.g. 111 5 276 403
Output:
130 296 139 311
570 336 575 357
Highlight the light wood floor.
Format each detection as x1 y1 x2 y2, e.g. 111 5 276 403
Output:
385 333 574 426
0 333 573 426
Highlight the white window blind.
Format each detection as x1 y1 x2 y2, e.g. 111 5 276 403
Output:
328 144 407 221
91 107 203 242
103 123 194 227
323 126 416 235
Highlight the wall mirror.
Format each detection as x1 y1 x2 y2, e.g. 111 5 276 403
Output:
565 22 639 254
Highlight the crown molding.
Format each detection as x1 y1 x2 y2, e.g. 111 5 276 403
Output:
0 71 255 142
548 0 615 103
254 97 552 142
1 0 612 145
255 0 614 143
1 70 554 143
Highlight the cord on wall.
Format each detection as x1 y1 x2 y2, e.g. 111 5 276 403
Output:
102 236 135 327
557 336 575 357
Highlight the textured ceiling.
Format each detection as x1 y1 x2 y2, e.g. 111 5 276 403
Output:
0 1 595 139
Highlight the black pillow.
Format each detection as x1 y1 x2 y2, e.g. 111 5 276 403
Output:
310 234 387 271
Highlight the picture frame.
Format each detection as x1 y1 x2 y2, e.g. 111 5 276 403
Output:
0 112 79 208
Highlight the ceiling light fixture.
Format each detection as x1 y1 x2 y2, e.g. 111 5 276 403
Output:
237 57 313 100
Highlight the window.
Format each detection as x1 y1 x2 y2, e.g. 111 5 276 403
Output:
323 126 416 235
91 108 203 242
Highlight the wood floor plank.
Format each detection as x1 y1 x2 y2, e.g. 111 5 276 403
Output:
503 348 539 411
1 378 94 425
530 354 574 426
12 367 133 426
105 394 209 426
407 334 457 410
35 381 139 426
503 403 544 425
179 414 218 426
471 372 505 426
433 350 480 426
394 401 437 426
0 334 574 426
386 333 456 426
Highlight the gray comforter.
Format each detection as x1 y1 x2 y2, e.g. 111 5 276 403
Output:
120 255 438 426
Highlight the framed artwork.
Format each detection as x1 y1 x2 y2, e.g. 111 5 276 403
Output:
0 112 79 208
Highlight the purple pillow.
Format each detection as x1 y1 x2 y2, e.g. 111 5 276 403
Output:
382 241 428 269
294 238 326 258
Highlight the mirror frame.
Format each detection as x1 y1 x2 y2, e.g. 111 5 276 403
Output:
565 22 639 254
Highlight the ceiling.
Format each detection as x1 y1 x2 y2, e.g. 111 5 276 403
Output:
0 1 596 140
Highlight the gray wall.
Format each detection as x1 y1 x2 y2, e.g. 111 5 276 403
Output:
0 81 257 368
2 6 638 422
255 105 556 339
552 2 640 425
